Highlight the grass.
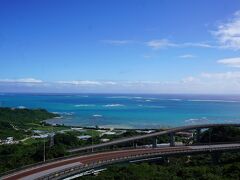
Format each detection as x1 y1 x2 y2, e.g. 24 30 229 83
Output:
22 138 42 145
65 129 101 138
84 129 101 137
32 126 70 132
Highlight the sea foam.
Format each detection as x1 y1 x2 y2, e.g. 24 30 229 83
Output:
93 114 103 117
75 104 96 107
103 104 124 107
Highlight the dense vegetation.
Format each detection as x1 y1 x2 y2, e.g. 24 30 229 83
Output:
0 107 57 127
199 126 240 143
0 140 67 173
0 107 57 139
81 153 240 180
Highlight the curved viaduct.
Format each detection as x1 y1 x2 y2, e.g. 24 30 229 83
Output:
2 144 240 180
1 123 240 180
69 123 240 153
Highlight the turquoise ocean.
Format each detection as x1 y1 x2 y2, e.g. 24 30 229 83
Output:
1 93 240 129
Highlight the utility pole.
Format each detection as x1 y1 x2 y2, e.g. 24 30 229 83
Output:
91 117 94 153
91 128 94 152
50 127 54 147
43 138 46 162
209 128 211 146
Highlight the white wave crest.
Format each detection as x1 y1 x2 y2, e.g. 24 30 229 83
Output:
93 114 103 117
75 104 95 107
104 104 124 107
168 99 182 101
107 96 131 99
54 112 74 115
17 106 26 109
185 117 208 123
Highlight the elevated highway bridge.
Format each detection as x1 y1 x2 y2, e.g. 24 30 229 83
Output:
69 123 240 153
1 123 240 180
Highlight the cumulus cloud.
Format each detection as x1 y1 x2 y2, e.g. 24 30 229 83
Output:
0 78 43 83
213 10 240 50
217 57 240 67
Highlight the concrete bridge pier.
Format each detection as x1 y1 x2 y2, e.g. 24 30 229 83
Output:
196 128 201 142
163 156 170 164
152 137 157 148
211 152 221 164
169 132 175 147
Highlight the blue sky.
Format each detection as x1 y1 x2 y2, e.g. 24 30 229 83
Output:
1 0 240 93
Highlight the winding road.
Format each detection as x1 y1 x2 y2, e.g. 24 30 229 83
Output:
2 144 240 180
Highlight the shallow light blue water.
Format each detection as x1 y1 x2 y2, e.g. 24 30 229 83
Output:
1 93 240 128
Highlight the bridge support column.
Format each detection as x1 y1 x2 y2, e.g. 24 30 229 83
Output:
196 128 201 143
169 133 175 147
211 152 221 164
163 157 170 164
152 137 157 148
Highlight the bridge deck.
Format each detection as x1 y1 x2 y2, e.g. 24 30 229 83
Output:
68 123 240 153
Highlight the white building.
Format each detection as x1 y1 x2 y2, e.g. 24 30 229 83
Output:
100 138 110 142
77 135 92 140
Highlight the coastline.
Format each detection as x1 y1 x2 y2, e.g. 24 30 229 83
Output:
45 116 174 131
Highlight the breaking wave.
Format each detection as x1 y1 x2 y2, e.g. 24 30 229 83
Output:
103 104 125 107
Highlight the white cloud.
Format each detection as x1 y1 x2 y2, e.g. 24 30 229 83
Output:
102 40 132 45
102 38 214 50
182 42 214 48
146 39 214 50
146 39 177 49
213 10 240 50
3 75 240 94
0 77 238 94
179 54 196 59
104 81 117 85
128 81 162 85
201 71 240 79
217 57 240 67
57 80 117 86
57 80 101 85
181 76 199 83
0 78 43 83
